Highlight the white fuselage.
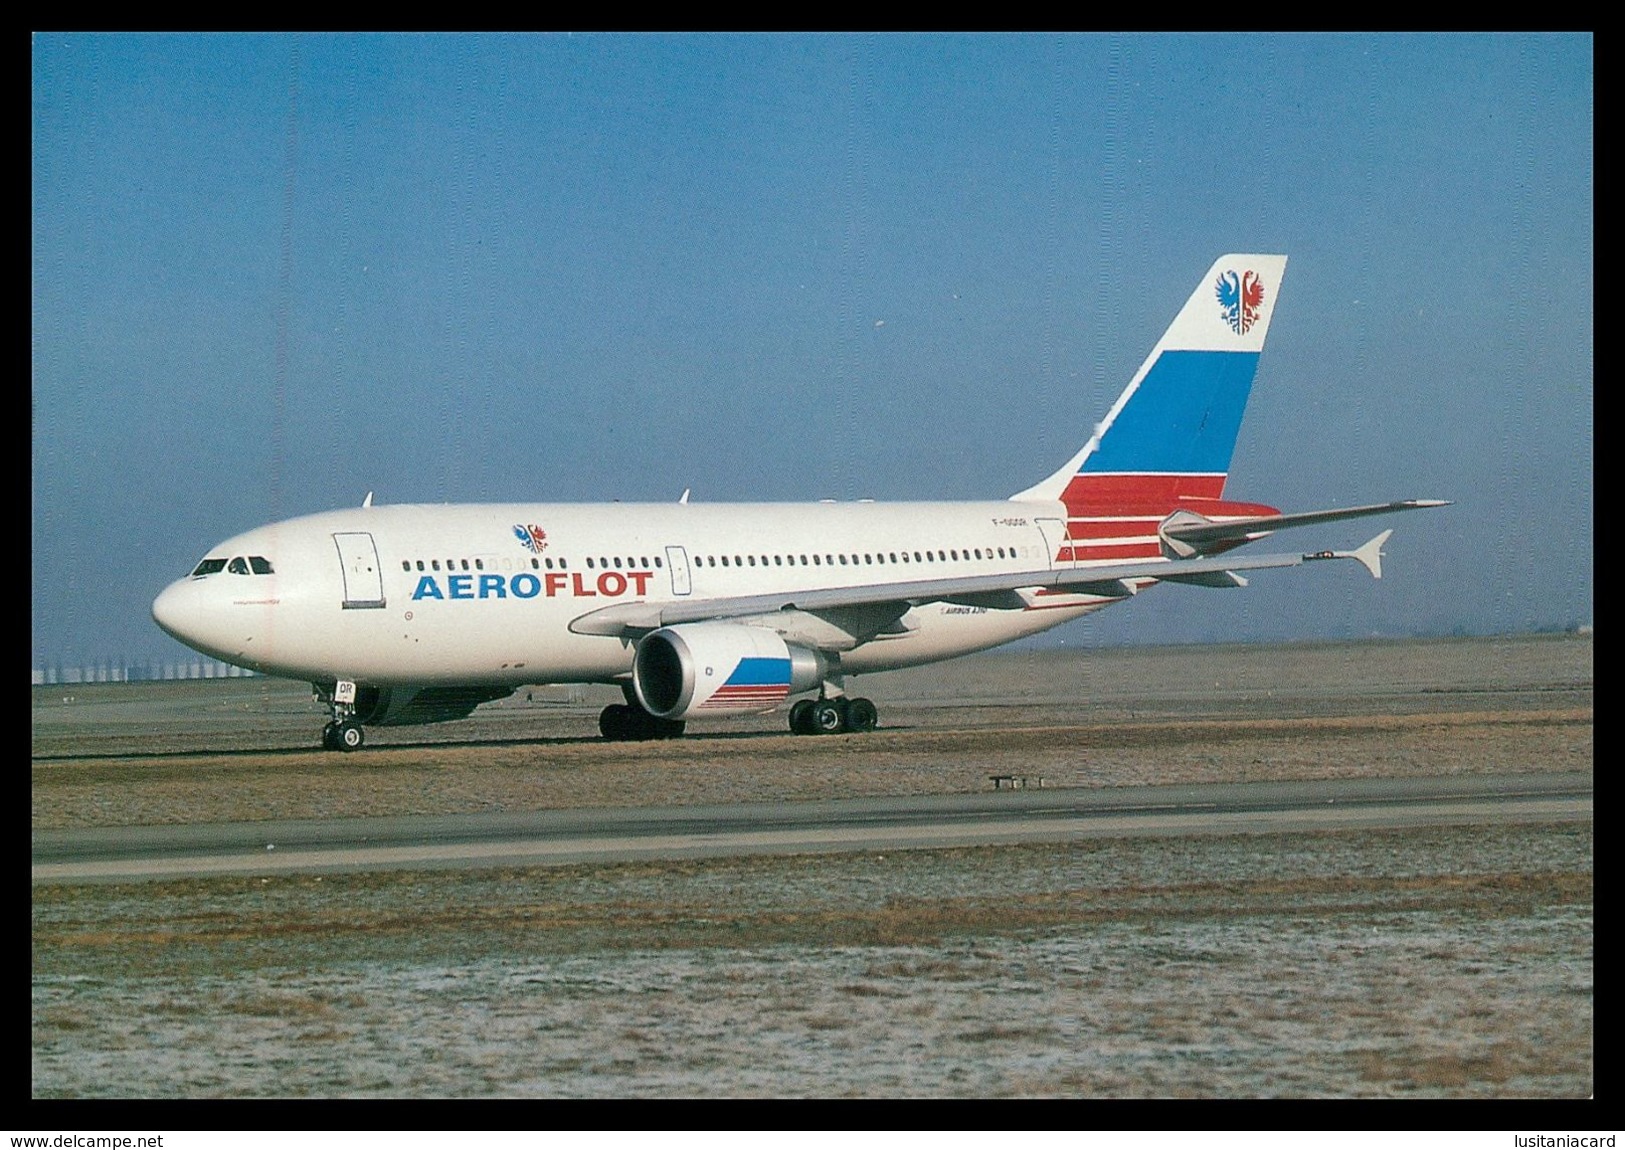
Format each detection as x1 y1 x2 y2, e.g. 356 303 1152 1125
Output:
152 499 1120 689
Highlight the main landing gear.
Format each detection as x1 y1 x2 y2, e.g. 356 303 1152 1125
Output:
788 695 878 736
599 702 686 741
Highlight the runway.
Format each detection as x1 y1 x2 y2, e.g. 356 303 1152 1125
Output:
32 770 1591 883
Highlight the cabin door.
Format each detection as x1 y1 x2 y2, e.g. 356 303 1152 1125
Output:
665 545 692 596
334 532 387 609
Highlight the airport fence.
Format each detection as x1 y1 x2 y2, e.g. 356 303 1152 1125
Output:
31 660 255 685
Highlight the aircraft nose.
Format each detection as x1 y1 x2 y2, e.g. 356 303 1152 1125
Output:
151 580 196 644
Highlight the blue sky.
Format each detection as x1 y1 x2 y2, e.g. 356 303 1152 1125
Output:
32 33 1592 669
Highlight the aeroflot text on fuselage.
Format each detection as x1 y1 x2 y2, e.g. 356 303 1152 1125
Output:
409 570 657 601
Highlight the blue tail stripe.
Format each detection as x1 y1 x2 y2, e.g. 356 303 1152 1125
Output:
1082 350 1262 475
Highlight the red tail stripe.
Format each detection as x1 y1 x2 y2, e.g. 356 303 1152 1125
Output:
1065 519 1162 540
1061 474 1227 506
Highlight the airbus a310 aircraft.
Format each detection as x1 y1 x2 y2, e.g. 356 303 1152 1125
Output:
153 254 1446 750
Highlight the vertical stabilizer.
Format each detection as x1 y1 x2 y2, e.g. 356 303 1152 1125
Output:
1011 254 1287 510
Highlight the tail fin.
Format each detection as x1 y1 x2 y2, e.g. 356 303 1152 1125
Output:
1011 254 1288 510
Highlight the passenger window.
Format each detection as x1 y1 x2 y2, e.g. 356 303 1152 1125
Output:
416 560 425 571
432 561 441 571
654 557 663 568
227 557 249 575
191 558 227 577
402 561 411 572
587 557 596 568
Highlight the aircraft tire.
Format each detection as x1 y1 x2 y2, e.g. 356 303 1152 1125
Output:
846 697 878 733
789 698 816 735
337 720 365 751
811 698 847 735
321 722 339 751
599 703 632 740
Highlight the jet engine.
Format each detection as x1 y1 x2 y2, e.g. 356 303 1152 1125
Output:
632 623 827 720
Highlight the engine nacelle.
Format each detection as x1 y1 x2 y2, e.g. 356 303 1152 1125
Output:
632 624 827 720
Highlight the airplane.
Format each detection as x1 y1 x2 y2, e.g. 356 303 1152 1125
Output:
152 253 1448 750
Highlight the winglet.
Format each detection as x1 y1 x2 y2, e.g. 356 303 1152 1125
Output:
1304 529 1393 579
679 488 691 505
1348 529 1393 578
362 491 374 508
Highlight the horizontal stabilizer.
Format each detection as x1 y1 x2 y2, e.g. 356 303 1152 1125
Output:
1162 499 1448 552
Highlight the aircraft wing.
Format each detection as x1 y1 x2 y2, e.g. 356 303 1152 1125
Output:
569 529 1400 638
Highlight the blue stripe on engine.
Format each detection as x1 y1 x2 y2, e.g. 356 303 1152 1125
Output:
725 657 793 687
1082 349 1262 476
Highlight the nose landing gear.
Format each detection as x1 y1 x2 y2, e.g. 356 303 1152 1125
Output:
316 680 366 751
321 719 365 751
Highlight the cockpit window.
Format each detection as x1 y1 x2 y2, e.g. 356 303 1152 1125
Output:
190 558 228 577
227 557 250 575
249 556 274 574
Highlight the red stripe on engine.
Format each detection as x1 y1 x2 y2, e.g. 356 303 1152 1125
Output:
700 686 790 709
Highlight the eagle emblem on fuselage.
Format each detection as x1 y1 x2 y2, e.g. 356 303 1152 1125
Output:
513 524 548 553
